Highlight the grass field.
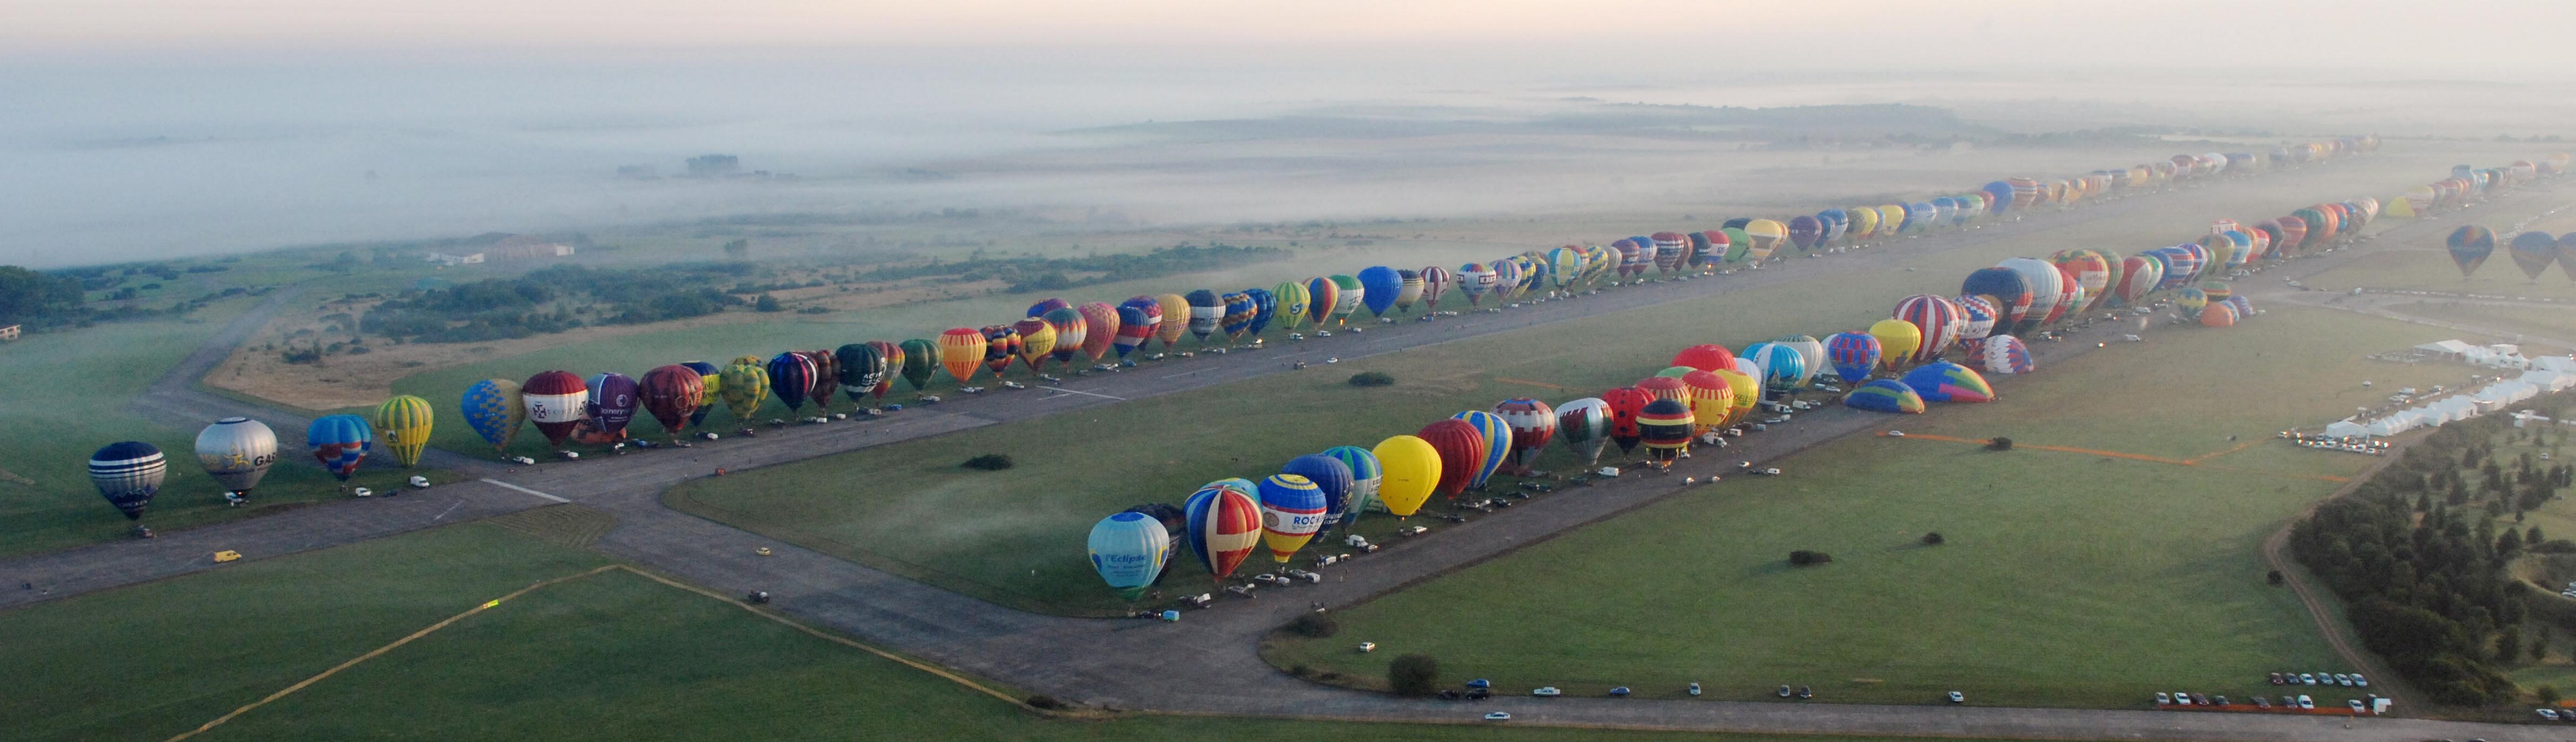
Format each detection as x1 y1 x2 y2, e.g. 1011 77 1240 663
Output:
0 299 436 558
661 153 2502 617
1256 306 2473 709
1 511 2031 742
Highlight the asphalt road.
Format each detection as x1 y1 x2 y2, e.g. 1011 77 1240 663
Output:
10 167 2571 742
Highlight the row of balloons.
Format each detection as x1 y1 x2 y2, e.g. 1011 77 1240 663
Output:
2450 227 2576 282
83 398 431 523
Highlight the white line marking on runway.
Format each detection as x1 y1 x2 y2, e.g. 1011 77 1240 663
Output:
431 500 464 521
1041 386 1126 400
480 478 569 503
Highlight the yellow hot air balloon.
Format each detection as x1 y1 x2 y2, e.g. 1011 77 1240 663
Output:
935 328 987 385
1711 368 1759 426
373 394 435 467
1845 206 1881 242
1012 318 1056 372
1868 318 1923 369
1875 205 1907 235
1743 219 1788 262
720 355 771 421
1154 293 1191 350
1370 434 1440 518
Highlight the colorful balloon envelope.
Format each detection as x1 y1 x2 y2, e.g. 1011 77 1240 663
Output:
372 394 435 467
1026 297 1070 318
767 353 815 411
1981 335 2034 375
1112 303 1156 359
1283 454 1357 529
1012 317 1057 370
1327 275 1364 324
1712 369 1758 426
307 414 374 481
718 357 771 420
1493 398 1557 471
1184 485 1262 581
1217 292 1254 340
1892 295 1963 366
1358 266 1403 317
571 372 636 440
1865 319 1921 370
682 360 722 425
1370 435 1439 518
1785 217 1823 251
1417 266 1450 310
1772 335 1824 387
1995 258 2063 333
1416 418 1486 498
461 378 526 451
522 370 588 446
1637 398 1693 463
1243 288 1276 337
834 344 886 403
799 350 839 413
1636 375 1688 403
865 342 902 398
1672 344 1737 374
90 441 167 520
1824 331 1881 383
1257 474 1326 562
2200 302 2239 327
981 325 1021 376
1602 386 1649 453
1957 268 2031 336
1088 511 1170 601
1183 289 1223 342
1552 397 1610 467
1901 362 1995 403
1741 342 1806 393
639 365 706 436
1450 411 1512 490
1458 263 1493 304
1844 379 1925 414
1678 371 1734 436
2510 231 2558 280
1320 445 1384 525
195 417 278 494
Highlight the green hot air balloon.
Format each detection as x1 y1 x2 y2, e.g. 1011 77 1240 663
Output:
899 338 939 391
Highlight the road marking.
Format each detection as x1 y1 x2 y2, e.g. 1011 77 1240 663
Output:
1040 386 1126 400
431 500 464 522
479 478 568 503
1163 369 1213 379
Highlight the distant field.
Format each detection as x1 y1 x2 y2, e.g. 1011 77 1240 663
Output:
0 299 434 558
661 152 2502 617
1 513 2029 742
1261 306 2472 709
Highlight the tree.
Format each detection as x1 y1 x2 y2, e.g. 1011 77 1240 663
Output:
1984 437 2013 451
755 294 782 312
1788 550 1833 566
1921 532 1944 545
2268 570 2286 586
2533 526 2547 545
722 239 749 258
962 454 1013 471
1388 654 1440 697
2540 684 2563 707
1347 371 1394 387
0 265 83 326
2498 629 2524 664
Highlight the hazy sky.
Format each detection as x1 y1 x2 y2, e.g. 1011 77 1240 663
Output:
8 1 2573 75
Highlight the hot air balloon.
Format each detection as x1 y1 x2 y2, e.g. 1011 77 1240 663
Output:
1183 484 1261 581
1824 331 1882 382
1243 288 1277 337
90 441 167 520
1552 397 1610 467
1490 259 1524 300
1543 248 1582 290
2049 249 2114 312
1416 418 1486 499
1044 306 1088 365
2510 232 2558 281
579 372 639 442
1357 266 1402 317
639 365 705 437
1387 270 1423 313
797 351 839 414
1891 295 1962 366
1152 293 1191 349
1115 297 1161 358
1843 379 1926 413
1283 454 1357 530
1178 289 1221 343
1847 205 1882 240
1711 369 1757 426
1636 375 1687 403
834 344 885 405
371 395 434 467
1743 219 1788 262
1026 297 1070 318
1450 410 1512 491
1088 512 1169 601
1864 320 1919 371
1901 362 1995 403
195 417 277 498
2112 256 2161 306
1958 267 2032 335
1672 344 1737 374
1678 371 1734 437
1489 399 1555 474
1327 275 1364 325
973 325 1015 377
682 360 723 424
1741 342 1805 393
2200 302 2239 327
1370 436 1439 518
1772 335 1824 388
718 358 769 421
1011 317 1057 371
522 370 588 447
1320 446 1383 526
1981 335 2034 375
1257 474 1326 562
2448 225 2497 277
1455 263 1493 304
1206 292 1248 342
1786 217 1823 251
1417 266 1450 312
1995 258 2064 333
767 353 815 412
461 378 525 452
1637 398 1692 467
1602 386 1649 453
307 414 373 481
1952 295 1996 351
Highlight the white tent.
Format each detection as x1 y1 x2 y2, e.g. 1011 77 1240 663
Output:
2531 356 2576 373
2418 339 2475 355
2324 420 2369 438
2521 370 2575 391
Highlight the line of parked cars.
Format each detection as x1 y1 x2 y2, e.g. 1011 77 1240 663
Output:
2269 671 2366 687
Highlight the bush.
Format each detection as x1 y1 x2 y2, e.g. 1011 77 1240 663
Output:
1984 437 2014 451
1388 654 1440 697
1348 371 1394 387
1025 695 1065 710
1291 613 1340 638
962 454 1014 471
1921 532 1944 545
1788 550 1833 566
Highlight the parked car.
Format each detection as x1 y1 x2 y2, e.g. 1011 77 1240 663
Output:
1777 685 1793 698
1795 686 1813 699
2298 673 2316 685
2296 695 2314 710
1688 683 1702 697
2254 697 2270 709
2351 674 2368 687
2347 699 2366 713
2543 709 2564 721
2333 673 2352 686
2267 672 2285 685
1609 687 1631 697
2154 692 2172 705
1484 712 1511 721
1947 691 1966 704
1531 687 1561 697
2213 696 2228 706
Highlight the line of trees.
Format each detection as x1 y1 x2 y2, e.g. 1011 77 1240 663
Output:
362 263 752 343
855 243 1291 293
2292 403 2576 706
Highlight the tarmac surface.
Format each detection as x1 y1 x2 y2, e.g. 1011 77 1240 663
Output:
10 168 2571 741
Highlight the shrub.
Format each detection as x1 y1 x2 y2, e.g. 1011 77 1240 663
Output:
1388 654 1440 697
1921 532 1944 545
2267 570 2285 585
1984 437 2014 451
1291 613 1340 638
1788 550 1833 566
1025 695 1065 710
1348 371 1394 387
962 454 1014 471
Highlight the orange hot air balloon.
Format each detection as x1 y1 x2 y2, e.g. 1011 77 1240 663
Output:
1077 302 1120 360
937 327 986 384
1636 375 1687 403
